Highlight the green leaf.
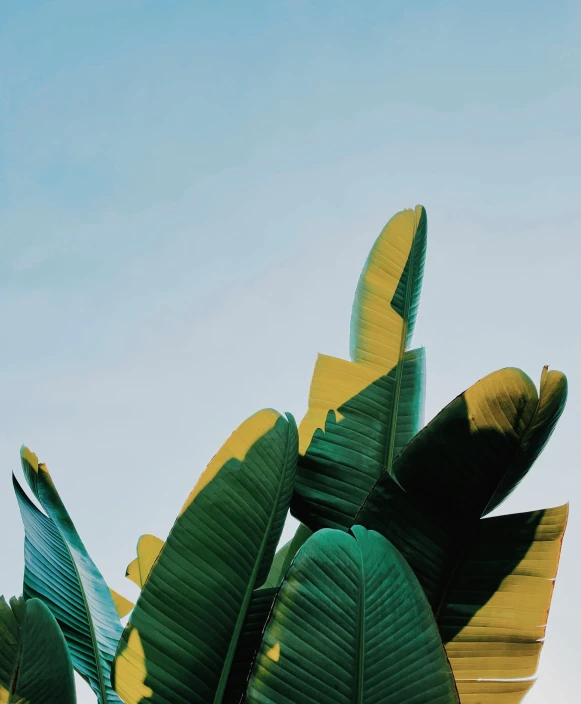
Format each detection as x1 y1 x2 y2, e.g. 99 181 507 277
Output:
222 587 278 702
355 367 568 697
14 448 123 704
0 596 76 704
293 207 427 533
293 347 425 531
261 523 312 589
246 526 459 704
112 409 298 704
441 504 567 702
350 205 427 366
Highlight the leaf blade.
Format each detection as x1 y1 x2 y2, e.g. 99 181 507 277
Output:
247 526 458 704
0 597 76 704
113 409 298 704
293 347 425 531
15 447 123 704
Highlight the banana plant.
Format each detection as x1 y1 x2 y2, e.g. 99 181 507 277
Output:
0 595 76 703
5 203 570 704
113 408 462 704
13 449 124 704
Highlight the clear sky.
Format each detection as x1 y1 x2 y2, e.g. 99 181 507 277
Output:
1 1 579 701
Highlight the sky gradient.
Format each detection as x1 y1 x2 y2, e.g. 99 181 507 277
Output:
1 1 580 701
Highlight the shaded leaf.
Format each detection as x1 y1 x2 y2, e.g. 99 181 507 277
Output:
355 367 568 700
261 523 312 589
442 505 567 701
0 596 76 704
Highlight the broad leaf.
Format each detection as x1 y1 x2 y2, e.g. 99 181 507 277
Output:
355 367 568 700
356 367 567 600
293 205 427 531
125 534 165 589
246 526 459 703
0 596 76 704
112 409 298 704
442 505 567 702
14 448 123 704
483 367 567 514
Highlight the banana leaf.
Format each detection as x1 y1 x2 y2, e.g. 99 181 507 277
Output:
293 205 428 532
125 534 165 589
14 448 123 704
246 526 459 703
442 504 567 702
0 596 76 703
355 366 568 699
112 409 298 704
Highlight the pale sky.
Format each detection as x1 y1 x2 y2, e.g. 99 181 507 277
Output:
1 1 580 702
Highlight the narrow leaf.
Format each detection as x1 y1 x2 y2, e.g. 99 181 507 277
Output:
14 448 122 704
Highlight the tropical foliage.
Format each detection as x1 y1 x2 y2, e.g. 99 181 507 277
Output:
1 205 568 703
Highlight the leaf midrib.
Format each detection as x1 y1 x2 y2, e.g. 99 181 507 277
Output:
355 536 365 704
37 472 109 704
383 210 422 476
213 421 292 703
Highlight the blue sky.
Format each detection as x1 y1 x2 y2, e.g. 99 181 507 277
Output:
1 1 580 701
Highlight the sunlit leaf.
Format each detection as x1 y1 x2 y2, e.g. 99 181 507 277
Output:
112 409 298 704
293 205 427 531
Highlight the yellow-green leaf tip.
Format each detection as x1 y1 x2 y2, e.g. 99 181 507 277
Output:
20 445 39 472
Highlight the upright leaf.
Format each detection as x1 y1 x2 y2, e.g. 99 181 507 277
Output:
112 409 298 704
0 596 76 704
14 448 123 704
247 526 458 704
293 205 428 532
